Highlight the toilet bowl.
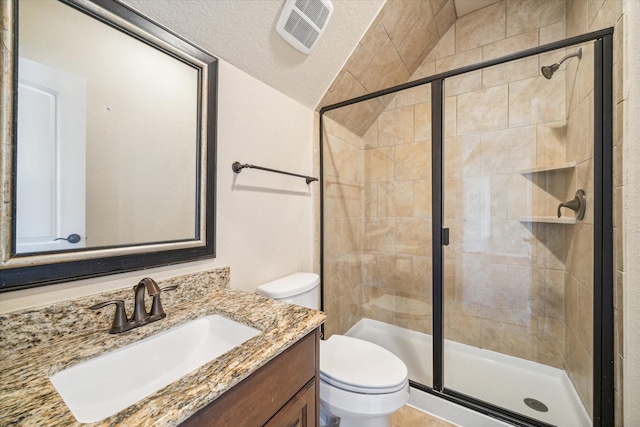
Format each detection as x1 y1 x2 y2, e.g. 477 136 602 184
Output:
319 335 409 427
256 273 409 426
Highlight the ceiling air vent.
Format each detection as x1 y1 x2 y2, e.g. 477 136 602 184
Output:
276 0 333 54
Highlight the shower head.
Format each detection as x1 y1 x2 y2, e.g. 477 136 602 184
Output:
541 47 583 79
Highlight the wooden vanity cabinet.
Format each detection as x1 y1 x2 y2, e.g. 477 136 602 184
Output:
182 329 320 427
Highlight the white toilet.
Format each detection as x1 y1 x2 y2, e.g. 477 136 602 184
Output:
256 272 409 427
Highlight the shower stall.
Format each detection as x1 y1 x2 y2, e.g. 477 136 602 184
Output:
320 30 614 427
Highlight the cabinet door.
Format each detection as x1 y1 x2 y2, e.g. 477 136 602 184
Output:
264 380 316 427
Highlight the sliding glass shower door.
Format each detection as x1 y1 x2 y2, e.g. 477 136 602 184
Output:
321 83 434 388
441 43 596 426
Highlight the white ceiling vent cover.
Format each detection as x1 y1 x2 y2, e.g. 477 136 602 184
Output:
276 0 334 54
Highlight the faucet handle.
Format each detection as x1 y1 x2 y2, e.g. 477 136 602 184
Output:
150 285 179 318
89 300 130 334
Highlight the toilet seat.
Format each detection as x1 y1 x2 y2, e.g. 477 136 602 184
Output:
320 335 408 394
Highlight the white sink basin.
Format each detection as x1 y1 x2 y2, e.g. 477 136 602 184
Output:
49 315 260 423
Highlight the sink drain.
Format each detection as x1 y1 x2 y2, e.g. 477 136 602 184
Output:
524 398 549 412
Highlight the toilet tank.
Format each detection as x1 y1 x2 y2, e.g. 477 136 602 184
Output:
256 272 320 310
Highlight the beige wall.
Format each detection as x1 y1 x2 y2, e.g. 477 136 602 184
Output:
0 58 315 313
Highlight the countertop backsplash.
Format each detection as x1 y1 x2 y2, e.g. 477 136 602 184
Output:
0 267 230 356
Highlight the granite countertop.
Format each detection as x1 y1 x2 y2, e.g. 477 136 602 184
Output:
0 270 325 426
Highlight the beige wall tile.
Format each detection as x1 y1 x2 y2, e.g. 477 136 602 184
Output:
567 0 589 38
445 71 482 96
381 0 423 50
395 218 432 256
321 73 368 122
456 134 482 177
456 1 506 53
539 20 566 45
480 126 536 175
343 285 363 333
533 268 565 320
444 303 483 347
364 182 378 218
387 85 431 110
378 106 415 146
565 331 593 417
395 142 431 180
444 96 457 137
414 101 432 142
536 317 565 368
324 133 363 182
362 121 378 149
359 38 407 93
565 273 579 334
397 6 440 73
536 121 567 166
412 60 437 80
395 291 432 334
509 74 565 127
506 0 565 38
363 217 395 252
458 85 509 134
482 56 539 88
426 25 455 63
534 223 566 270
577 281 594 356
506 174 532 219
347 22 388 83
435 0 457 37
481 319 538 361
565 222 594 289
342 98 385 137
588 0 619 32
378 180 414 217
362 286 395 323
365 146 395 182
566 96 590 164
482 30 538 61
414 179 432 217
436 47 483 74
430 0 449 16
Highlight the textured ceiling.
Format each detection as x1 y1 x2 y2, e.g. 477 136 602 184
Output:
120 0 496 110
122 0 386 109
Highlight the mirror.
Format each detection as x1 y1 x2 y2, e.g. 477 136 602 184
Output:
0 0 217 290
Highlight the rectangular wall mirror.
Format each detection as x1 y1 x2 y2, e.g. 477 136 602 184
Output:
0 0 218 291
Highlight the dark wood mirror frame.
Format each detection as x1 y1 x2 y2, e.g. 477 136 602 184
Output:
0 0 217 291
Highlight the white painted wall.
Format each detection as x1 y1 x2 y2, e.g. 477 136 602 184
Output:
0 59 315 313
624 1 640 423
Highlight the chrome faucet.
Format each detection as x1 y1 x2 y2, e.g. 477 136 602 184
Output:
90 278 177 334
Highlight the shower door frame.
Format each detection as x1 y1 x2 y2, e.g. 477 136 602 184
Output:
319 28 614 427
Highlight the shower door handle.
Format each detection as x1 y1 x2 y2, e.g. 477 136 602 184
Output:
442 228 449 246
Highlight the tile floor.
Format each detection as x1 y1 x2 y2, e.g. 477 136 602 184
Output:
391 405 457 426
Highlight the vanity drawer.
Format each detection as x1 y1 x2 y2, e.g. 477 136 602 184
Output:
182 328 319 427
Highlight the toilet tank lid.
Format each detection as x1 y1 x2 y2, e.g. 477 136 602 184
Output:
256 272 320 299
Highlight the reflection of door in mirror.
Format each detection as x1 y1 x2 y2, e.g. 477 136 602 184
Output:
16 57 86 254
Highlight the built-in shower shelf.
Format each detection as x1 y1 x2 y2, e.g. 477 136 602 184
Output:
520 162 577 174
519 216 577 224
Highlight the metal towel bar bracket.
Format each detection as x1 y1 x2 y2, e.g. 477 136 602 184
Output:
232 161 318 184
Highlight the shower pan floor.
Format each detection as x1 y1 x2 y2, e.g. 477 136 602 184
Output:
345 318 590 427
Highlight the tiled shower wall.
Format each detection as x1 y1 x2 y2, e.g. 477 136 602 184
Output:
320 0 626 423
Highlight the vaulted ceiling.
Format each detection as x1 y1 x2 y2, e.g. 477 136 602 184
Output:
122 0 499 109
